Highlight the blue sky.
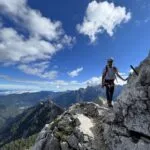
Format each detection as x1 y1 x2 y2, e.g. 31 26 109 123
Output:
0 0 149 93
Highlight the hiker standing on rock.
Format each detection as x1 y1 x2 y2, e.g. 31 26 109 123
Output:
102 58 127 107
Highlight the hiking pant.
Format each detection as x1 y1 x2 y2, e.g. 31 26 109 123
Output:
105 80 114 103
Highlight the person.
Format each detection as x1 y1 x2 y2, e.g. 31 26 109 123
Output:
102 58 127 107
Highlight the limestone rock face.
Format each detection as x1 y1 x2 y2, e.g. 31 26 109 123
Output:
102 55 150 150
33 55 150 150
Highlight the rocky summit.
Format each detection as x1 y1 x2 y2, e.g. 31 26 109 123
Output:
33 55 150 150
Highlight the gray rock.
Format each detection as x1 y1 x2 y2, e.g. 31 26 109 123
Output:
67 134 79 149
60 142 69 150
83 135 89 142
57 115 72 130
33 55 150 150
44 137 60 150
148 86 150 98
73 128 84 141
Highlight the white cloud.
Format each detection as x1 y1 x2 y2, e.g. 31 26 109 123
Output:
77 1 131 42
0 0 75 79
18 63 58 80
0 27 59 63
85 76 102 86
0 72 127 92
0 84 40 91
68 67 83 77
0 0 62 40
129 69 133 74
41 71 58 80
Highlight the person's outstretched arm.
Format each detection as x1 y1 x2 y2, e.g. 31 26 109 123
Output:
115 68 128 81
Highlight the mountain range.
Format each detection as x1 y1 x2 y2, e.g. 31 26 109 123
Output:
0 85 123 129
0 100 64 148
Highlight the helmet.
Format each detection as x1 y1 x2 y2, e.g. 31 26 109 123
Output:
107 57 114 62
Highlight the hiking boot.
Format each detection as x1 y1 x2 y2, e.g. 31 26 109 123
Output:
109 104 113 108
107 101 113 108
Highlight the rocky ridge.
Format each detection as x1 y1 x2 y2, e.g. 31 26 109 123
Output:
33 102 109 150
0 100 64 147
33 54 150 150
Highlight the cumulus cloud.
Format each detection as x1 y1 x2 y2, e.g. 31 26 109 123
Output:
0 0 62 40
85 76 102 86
0 0 75 79
0 27 58 63
0 26 75 63
68 67 83 77
77 1 131 42
18 62 58 80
